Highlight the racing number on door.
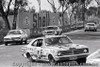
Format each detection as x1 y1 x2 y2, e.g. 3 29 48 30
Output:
35 39 43 59
31 39 43 59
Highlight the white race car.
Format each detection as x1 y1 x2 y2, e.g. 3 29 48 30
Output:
42 26 62 35
4 29 28 46
84 23 98 32
22 35 89 65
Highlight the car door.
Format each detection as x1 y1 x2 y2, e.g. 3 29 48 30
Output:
29 40 38 59
35 39 44 59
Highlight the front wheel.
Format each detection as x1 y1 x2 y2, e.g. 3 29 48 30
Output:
20 39 23 44
76 57 86 65
48 55 56 65
26 53 34 62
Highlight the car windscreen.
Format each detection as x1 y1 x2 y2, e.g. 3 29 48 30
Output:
8 31 21 35
87 24 95 26
45 37 72 46
46 27 57 30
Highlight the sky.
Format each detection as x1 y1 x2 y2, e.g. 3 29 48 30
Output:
26 0 60 12
7 0 60 12
7 0 99 12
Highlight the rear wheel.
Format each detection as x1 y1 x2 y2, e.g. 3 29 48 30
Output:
95 29 97 32
5 42 8 46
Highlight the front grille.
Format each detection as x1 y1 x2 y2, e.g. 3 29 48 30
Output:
60 50 73 55
59 48 88 55
46 31 55 34
74 49 84 54
12 37 21 40
4 38 10 40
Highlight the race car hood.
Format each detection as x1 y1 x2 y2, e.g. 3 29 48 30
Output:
47 43 88 51
4 34 22 38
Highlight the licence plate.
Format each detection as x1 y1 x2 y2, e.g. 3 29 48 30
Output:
70 56 77 60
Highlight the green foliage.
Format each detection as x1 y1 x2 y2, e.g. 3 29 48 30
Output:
86 7 97 16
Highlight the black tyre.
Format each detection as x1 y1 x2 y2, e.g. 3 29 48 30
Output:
76 57 86 65
20 41 23 44
20 39 23 44
26 53 34 62
84 30 86 32
48 55 56 65
5 42 8 46
95 29 97 32
24 39 27 44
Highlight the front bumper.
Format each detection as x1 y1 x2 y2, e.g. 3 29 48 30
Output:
85 27 97 30
54 53 89 61
4 39 22 43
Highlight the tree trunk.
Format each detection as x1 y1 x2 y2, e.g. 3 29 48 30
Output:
2 15 11 30
69 14 72 30
0 5 10 30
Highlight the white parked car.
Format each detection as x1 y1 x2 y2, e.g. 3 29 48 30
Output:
22 35 89 65
4 29 28 46
42 26 62 35
86 49 100 66
84 23 98 32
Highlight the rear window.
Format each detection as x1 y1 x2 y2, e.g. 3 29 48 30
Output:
46 27 57 30
87 24 95 26
8 30 21 35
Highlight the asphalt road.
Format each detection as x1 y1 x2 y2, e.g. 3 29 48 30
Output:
0 29 100 67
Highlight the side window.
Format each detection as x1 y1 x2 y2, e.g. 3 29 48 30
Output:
31 39 43 47
31 40 38 46
36 39 43 47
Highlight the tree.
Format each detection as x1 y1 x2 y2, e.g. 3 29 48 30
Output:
12 0 28 29
37 0 41 12
47 0 61 13
0 0 28 30
0 0 12 30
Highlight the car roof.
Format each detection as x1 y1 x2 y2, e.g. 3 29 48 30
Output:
9 29 22 31
86 23 95 24
8 29 24 33
34 35 67 39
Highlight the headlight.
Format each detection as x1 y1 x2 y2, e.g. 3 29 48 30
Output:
57 52 62 56
84 49 88 53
